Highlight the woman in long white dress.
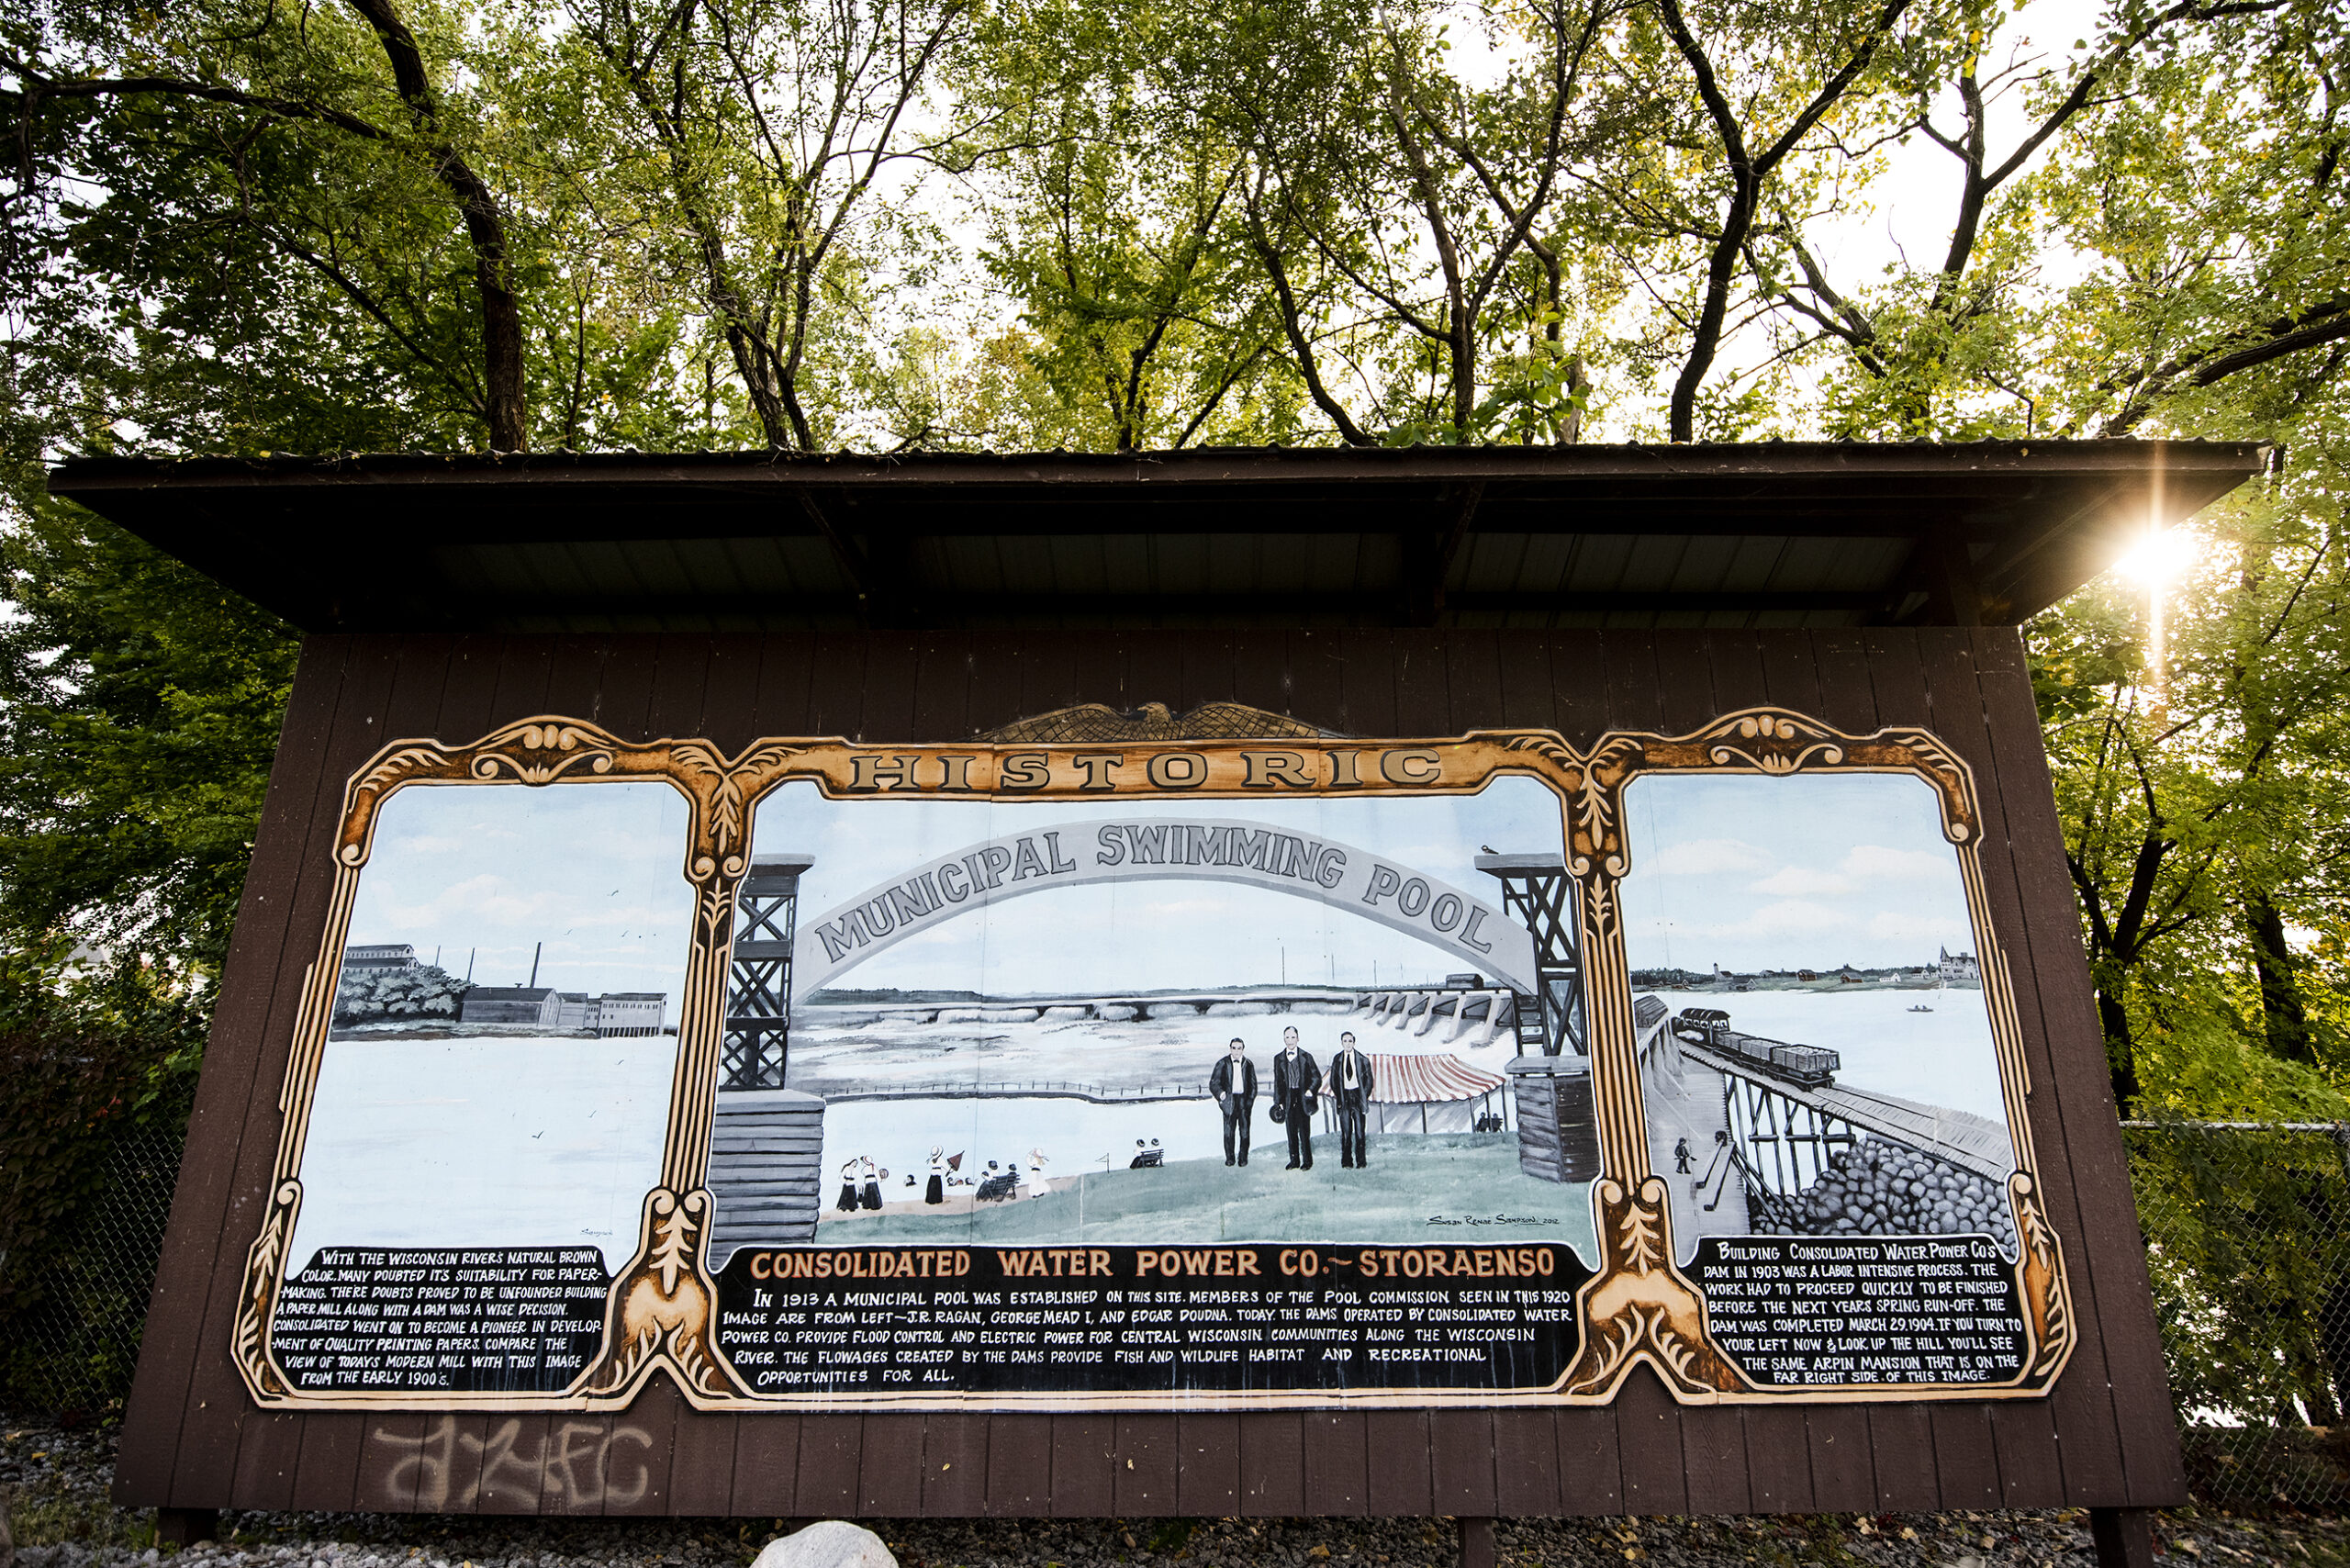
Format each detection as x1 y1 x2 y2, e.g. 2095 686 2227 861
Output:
1022 1148 1049 1200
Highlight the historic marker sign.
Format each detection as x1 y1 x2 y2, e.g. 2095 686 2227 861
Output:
239 708 2068 1412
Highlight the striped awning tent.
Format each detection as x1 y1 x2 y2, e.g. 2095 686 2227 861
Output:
1370 1053 1505 1103
1353 1053 1509 1136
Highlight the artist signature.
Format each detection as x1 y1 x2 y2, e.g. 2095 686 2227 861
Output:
1424 1214 1557 1227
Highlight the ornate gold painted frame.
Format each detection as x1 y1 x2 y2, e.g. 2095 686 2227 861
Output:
234 708 2072 1411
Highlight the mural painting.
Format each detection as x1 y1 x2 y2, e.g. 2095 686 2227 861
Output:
1616 772 2033 1388
270 781 693 1393
234 709 2070 1411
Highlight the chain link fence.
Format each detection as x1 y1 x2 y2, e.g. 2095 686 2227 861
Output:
0 1117 184 1417
2123 1120 2350 1507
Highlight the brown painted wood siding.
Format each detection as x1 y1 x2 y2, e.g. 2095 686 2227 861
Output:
112 630 2183 1517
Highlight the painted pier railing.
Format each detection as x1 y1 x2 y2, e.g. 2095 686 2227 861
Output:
822 1080 1213 1103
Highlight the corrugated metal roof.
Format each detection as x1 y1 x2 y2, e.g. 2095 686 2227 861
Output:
46 442 2264 633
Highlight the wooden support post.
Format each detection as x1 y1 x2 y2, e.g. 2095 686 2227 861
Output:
1407 480 1484 625
1457 1516 1496 1568
2088 1506 2154 1568
155 1508 218 1547
1920 525 1986 625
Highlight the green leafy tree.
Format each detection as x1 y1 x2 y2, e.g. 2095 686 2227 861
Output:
3 0 537 448
563 0 982 453
1 0 2348 1147
1179 0 1643 444
0 492 297 993
959 0 1300 450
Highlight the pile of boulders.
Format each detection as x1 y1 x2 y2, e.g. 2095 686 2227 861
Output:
1755 1137 2017 1252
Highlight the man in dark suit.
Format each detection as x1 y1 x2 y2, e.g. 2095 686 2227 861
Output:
1209 1037 1257 1166
1328 1030 1375 1169
1271 1025 1323 1170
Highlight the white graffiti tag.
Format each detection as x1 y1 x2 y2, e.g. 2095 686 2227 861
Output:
375 1416 653 1508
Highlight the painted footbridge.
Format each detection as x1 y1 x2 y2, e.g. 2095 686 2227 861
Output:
822 1079 1211 1104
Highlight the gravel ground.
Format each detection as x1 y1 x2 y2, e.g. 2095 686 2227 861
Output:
11 1417 2350 1568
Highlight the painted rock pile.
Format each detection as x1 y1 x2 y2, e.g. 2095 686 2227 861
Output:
1758 1137 2017 1252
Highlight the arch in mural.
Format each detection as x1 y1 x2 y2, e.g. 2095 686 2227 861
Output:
785 817 1543 997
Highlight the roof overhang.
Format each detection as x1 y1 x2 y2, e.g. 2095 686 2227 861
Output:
46 442 2264 633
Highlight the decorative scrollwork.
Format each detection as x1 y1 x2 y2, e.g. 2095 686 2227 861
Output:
1579 873 1621 946
583 1188 741 1403
979 700 1342 743
1505 733 1581 771
233 1180 302 1401
1564 735 1643 879
710 740 806 877
353 746 453 803
471 750 615 785
332 719 806 891
2013 1175 2076 1380
249 703 2058 1415
262 717 804 1410
1628 707 1980 845
1561 1178 1746 1398
1691 711 1849 775
1562 703 2060 1403
466 720 619 784
1875 728 1976 843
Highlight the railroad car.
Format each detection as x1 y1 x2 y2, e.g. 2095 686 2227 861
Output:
1670 1007 1841 1089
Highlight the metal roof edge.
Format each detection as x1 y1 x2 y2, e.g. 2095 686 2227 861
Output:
47 438 2272 497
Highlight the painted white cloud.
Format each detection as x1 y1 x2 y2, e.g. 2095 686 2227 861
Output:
1658 899 1855 944
1750 866 1856 897
1866 910 1973 946
344 780 696 999
1840 845 1953 883
387 834 489 856
1621 774 1986 974
1644 837 1775 876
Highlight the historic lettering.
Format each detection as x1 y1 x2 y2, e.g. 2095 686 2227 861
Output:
714 1245 1585 1394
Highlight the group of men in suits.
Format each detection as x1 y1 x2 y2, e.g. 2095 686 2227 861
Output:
1209 1025 1377 1170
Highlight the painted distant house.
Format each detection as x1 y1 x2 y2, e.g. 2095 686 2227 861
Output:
597 993 666 1036
342 944 417 969
459 985 562 1027
1939 946 1983 985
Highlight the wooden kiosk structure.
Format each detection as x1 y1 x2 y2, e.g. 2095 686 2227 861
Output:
53 442 2264 1568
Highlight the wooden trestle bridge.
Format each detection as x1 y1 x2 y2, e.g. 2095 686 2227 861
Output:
1636 1000 2012 1208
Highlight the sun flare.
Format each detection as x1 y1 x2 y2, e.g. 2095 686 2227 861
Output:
2113 524 2200 586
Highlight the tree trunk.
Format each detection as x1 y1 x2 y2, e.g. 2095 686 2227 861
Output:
1669 176 1754 442
343 0 528 450
2248 892 2317 1066
2098 982 2139 1114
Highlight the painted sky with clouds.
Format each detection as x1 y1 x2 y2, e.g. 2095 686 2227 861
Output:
343 780 697 1002
752 776 1569 995
1618 772 1977 974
